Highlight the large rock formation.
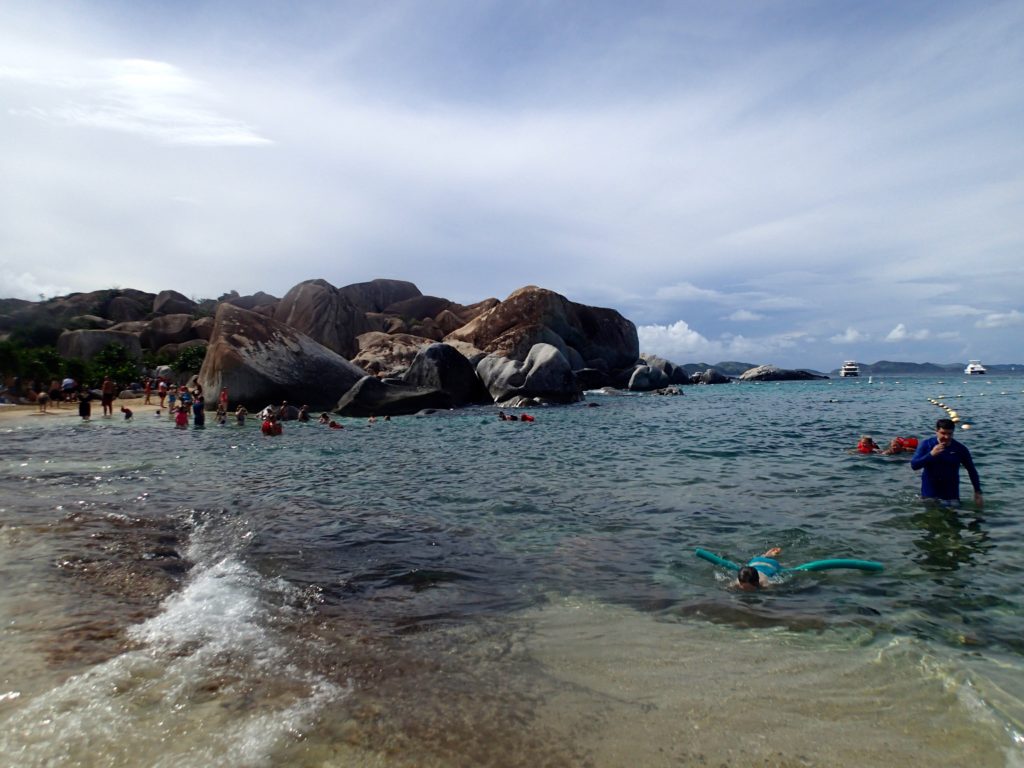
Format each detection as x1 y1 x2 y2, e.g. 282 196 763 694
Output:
337 278 421 314
476 343 581 405
691 368 732 385
402 343 490 405
197 303 367 410
350 332 432 377
739 365 828 382
335 377 449 417
272 279 374 359
639 354 693 385
219 290 280 312
140 314 195 350
153 290 197 316
445 286 638 372
336 342 490 416
56 330 143 361
627 365 670 392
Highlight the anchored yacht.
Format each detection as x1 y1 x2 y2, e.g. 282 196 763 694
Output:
964 360 987 375
839 361 860 377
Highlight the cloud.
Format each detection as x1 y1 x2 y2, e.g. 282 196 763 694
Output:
885 323 931 342
928 304 989 318
0 271 70 300
829 327 869 344
725 309 764 322
653 282 727 302
3 58 271 146
975 309 1024 328
638 320 810 364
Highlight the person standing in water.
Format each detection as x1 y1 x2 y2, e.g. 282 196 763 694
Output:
911 418 983 508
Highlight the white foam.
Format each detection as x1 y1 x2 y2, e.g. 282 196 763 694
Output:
0 556 349 767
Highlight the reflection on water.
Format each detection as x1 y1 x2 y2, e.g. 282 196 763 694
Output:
910 506 991 570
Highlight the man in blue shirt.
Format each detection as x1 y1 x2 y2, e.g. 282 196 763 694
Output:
911 418 983 507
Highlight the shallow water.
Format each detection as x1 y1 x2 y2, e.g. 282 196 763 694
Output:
1 375 1023 766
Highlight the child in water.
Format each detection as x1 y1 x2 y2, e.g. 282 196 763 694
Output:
736 548 784 590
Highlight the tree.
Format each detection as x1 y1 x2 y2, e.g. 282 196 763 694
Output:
91 343 141 386
173 345 207 374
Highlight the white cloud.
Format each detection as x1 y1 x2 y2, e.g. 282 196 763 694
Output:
3 57 271 146
638 321 809 364
928 303 989 318
885 323 931 342
975 309 1024 328
0 271 70 300
653 282 726 302
829 327 869 344
726 309 764 322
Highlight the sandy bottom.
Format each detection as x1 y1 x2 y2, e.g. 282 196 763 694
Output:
518 598 1019 767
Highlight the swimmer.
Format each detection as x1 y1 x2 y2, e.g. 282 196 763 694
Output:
329 420 343 429
318 412 330 425
855 435 879 454
736 547 783 591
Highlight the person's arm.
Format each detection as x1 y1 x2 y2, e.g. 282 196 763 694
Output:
910 440 932 471
960 445 984 507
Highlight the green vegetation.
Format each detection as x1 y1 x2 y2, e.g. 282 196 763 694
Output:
173 345 207 374
1 340 143 391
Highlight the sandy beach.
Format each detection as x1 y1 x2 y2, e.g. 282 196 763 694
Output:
0 397 165 424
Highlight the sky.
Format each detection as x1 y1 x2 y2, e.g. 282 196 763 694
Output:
1 0 1022 371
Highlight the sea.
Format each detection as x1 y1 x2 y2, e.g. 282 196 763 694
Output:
1 374 1022 768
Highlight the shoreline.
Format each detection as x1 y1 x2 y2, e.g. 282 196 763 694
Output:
0 397 164 424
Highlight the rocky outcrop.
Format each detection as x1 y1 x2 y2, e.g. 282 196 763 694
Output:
445 286 638 371
335 376 453 417
627 365 670 392
153 290 197 316
192 317 215 341
739 365 828 382
337 279 422 314
383 295 453 320
218 290 280 312
108 321 150 335
402 343 490 406
476 343 580 405
69 315 113 330
639 354 693 385
56 330 143 361
692 368 731 385
140 314 195 350
273 279 373 359
350 332 432 377
337 342 489 416
107 295 149 322
197 303 367 411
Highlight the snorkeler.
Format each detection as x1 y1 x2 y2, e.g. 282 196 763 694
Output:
736 547 784 591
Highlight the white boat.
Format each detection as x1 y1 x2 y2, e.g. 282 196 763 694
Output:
839 361 860 377
964 360 987 375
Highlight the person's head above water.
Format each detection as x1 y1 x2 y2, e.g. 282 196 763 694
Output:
737 566 761 590
935 418 955 444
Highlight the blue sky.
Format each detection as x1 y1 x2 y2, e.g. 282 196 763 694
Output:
1 1 1021 370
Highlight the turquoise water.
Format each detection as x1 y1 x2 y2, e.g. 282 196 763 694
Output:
1 375 1022 766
